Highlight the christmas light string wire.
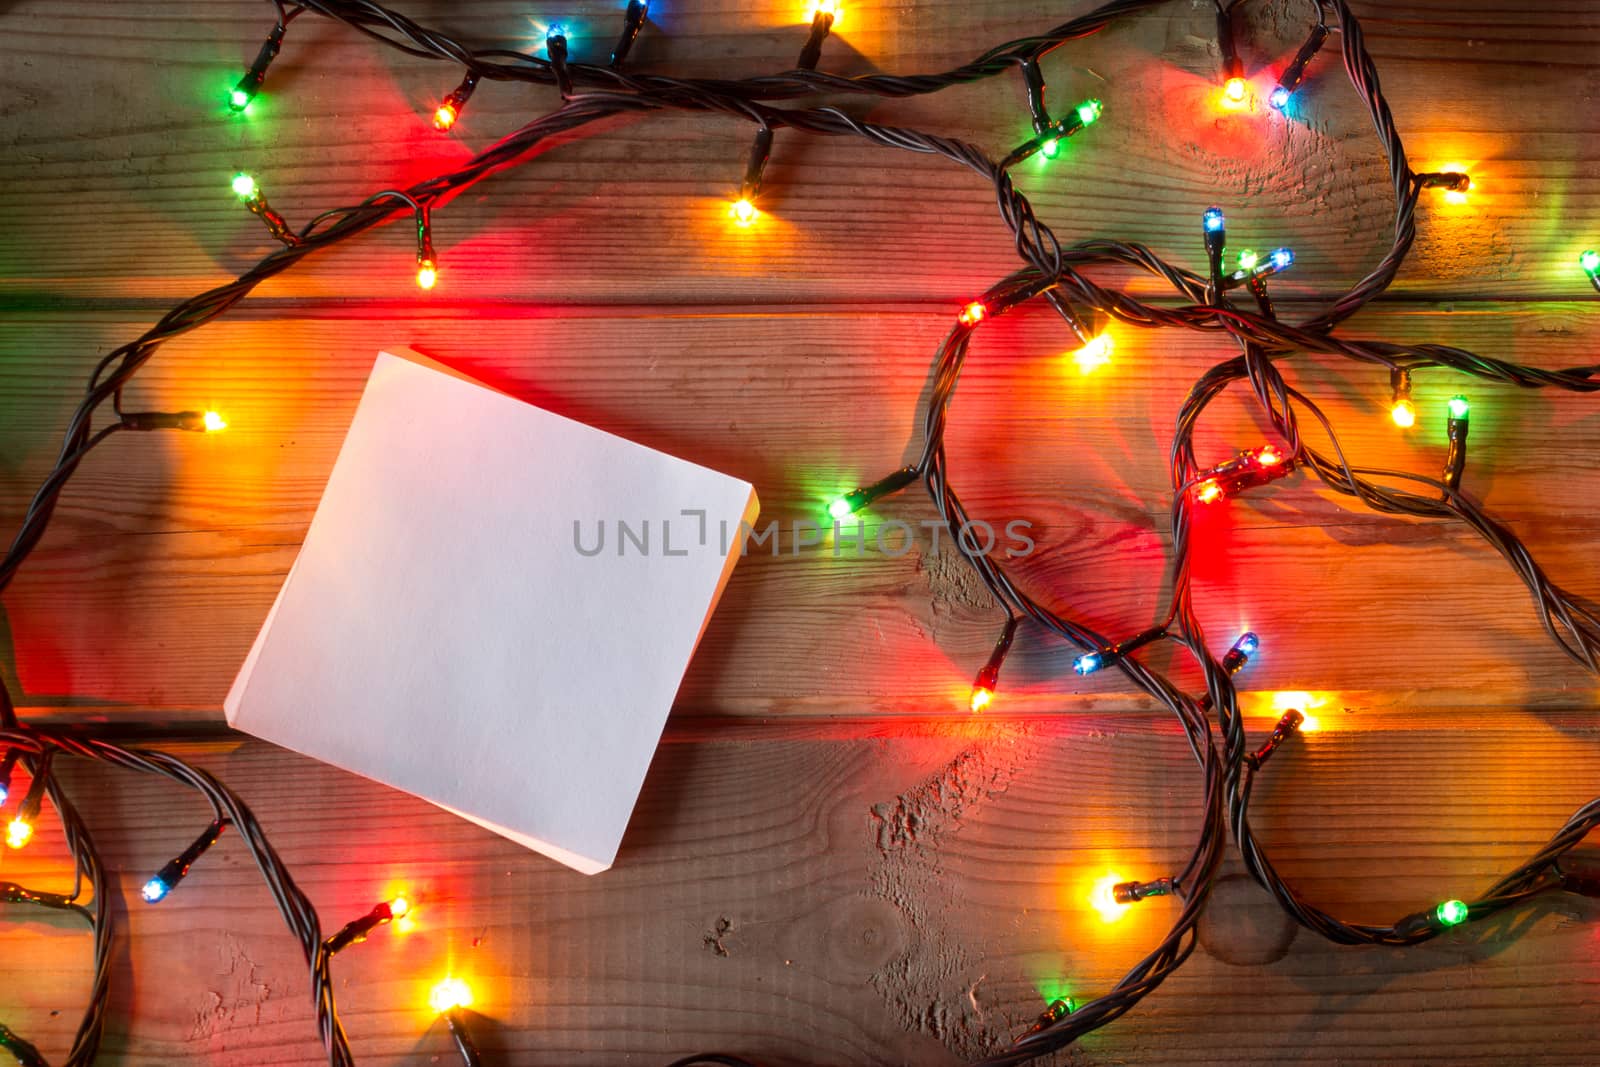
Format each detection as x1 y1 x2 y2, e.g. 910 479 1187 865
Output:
0 0 1597 1064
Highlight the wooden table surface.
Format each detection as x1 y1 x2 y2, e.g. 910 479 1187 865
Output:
2 1 1599 1063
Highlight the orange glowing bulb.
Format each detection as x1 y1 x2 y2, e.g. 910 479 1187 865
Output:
1072 334 1114 374
1091 872 1130 923
1390 399 1416 428
434 103 458 131
416 260 438 290
202 411 227 432
6 818 32 850
1196 480 1223 504
1258 447 1281 467
1224 77 1247 103
429 977 473 1014
812 0 840 22
730 198 758 226
387 896 409 919
960 302 988 325
969 686 993 713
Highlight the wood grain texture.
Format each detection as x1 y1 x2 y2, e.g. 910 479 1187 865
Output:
4 720 1599 1065
3 304 1599 713
0 2 1598 304
2 1 1600 1065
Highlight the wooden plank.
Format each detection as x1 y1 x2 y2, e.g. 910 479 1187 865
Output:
2 718 1596 1064
2 3 1600 305
3 304 1599 714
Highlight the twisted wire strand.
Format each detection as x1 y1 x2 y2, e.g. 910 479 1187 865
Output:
1 0 1598 1063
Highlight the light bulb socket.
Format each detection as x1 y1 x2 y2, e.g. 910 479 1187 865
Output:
1022 997 1076 1037
546 30 573 95
144 819 225 904
798 8 835 70
0 1022 48 1067
742 126 775 201
15 757 50 825
1247 710 1305 769
1020 59 1051 136
231 23 286 110
0 880 74 909
436 73 480 129
1443 405 1470 492
1222 631 1259 675
325 898 407 955
1417 171 1471 193
1112 877 1174 905
833 466 920 519
1278 22 1330 96
974 617 1020 694
444 1007 485 1067
1215 4 1242 81
610 0 649 68
121 410 219 433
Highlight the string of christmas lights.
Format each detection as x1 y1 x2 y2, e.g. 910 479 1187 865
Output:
1 0 1597 1064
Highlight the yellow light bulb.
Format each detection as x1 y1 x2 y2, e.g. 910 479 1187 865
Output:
811 0 840 23
434 104 458 131
1224 77 1247 103
969 686 993 713
1091 872 1130 923
416 260 438 290
730 198 758 226
202 411 227 432
1390 399 1416 428
388 896 409 919
429 977 473 1014
1271 690 1329 734
1072 334 1114 374
6 818 32 850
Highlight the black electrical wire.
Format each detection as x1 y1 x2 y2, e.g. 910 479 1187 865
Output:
0 0 1597 1065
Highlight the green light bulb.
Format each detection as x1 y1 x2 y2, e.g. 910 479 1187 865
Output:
1435 899 1469 926
231 173 258 200
1447 395 1470 421
1238 250 1259 271
1040 138 1060 159
1076 99 1103 127
1582 250 1600 274
828 497 856 521
229 88 252 112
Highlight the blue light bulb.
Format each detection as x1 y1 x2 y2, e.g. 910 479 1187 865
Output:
1203 208 1225 233
547 23 567 41
142 877 171 903
0 783 7 807
1074 653 1103 676
1235 632 1260 656
1269 87 1291 111
1271 248 1295 270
